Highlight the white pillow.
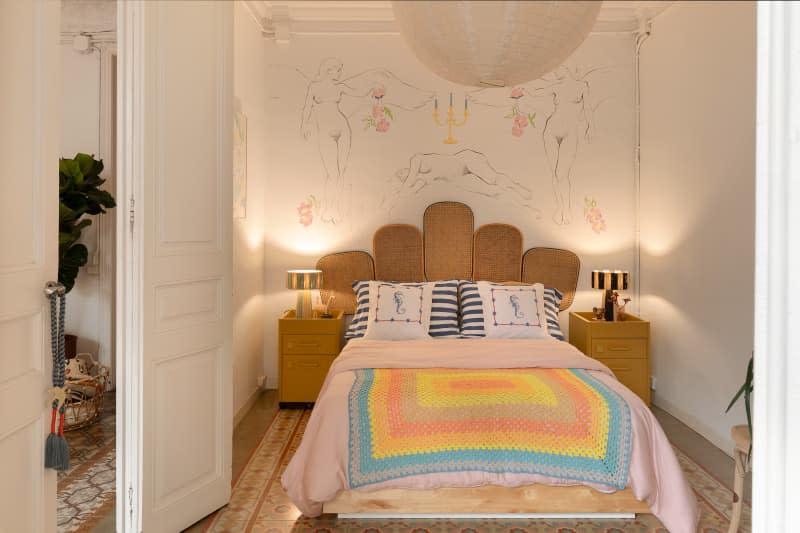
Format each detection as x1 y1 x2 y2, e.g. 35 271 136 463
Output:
363 281 433 340
476 281 549 339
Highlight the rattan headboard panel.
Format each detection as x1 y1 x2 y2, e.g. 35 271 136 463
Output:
316 251 375 314
522 247 580 310
373 224 424 282
423 201 474 280
315 202 580 315
473 223 523 282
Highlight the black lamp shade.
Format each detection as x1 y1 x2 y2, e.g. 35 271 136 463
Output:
591 270 629 290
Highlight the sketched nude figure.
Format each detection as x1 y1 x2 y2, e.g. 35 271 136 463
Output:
526 66 596 225
299 58 434 224
384 149 540 216
300 58 359 224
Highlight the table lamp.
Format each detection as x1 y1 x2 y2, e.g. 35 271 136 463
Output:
287 269 322 319
591 269 629 321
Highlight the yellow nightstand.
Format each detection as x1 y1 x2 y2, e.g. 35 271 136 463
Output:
278 309 344 407
568 311 651 406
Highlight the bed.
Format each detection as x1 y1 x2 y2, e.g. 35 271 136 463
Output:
281 202 699 533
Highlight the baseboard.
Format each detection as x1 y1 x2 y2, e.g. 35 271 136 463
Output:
234 387 261 430
652 393 733 458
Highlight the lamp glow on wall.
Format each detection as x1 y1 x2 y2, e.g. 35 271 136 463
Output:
391 1 602 87
591 270 629 321
287 269 322 319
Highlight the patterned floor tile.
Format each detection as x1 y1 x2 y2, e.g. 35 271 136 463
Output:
203 408 750 533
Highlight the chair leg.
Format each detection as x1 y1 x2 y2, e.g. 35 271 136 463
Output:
727 449 746 533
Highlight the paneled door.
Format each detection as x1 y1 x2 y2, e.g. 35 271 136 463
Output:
0 1 60 532
132 1 234 531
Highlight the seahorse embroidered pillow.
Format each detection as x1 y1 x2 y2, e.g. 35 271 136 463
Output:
363 281 434 340
476 281 549 339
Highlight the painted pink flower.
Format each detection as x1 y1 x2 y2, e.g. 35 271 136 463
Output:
510 87 524 99
376 119 390 133
371 87 385 99
514 114 528 128
511 125 524 137
297 201 313 227
372 105 385 119
586 206 606 233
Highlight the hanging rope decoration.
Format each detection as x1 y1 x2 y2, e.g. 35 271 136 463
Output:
44 281 70 471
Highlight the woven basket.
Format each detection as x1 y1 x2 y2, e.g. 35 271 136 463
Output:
63 352 110 431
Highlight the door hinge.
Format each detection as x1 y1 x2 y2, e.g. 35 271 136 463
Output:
128 485 135 525
129 197 135 233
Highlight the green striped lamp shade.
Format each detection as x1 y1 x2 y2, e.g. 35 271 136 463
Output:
286 269 322 290
591 270 629 291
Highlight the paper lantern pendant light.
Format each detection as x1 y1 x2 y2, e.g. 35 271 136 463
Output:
392 1 601 87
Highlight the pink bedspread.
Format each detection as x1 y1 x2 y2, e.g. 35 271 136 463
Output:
281 338 699 533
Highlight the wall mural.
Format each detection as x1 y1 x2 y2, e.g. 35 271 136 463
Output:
268 44 626 235
468 66 609 225
298 58 435 224
381 149 540 218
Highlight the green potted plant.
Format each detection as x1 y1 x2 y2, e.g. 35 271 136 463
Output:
726 354 753 451
59 153 116 358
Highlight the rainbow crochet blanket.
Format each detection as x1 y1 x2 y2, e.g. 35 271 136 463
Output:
348 367 632 489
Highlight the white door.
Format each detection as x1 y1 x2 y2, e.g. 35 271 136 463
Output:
132 1 234 531
0 1 59 532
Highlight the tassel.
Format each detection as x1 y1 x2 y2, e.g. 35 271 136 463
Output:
44 402 63 469
44 401 70 471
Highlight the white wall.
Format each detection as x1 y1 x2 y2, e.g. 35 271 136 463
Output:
261 33 638 387
640 1 756 453
60 0 116 377
233 1 268 417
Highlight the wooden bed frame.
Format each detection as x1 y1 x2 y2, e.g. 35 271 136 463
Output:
323 485 650 517
314 201 652 518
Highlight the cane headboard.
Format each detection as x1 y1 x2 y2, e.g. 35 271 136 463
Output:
316 201 580 314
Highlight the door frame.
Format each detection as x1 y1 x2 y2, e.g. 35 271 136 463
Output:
752 2 800 531
115 1 144 531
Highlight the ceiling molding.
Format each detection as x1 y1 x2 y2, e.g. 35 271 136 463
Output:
245 1 673 39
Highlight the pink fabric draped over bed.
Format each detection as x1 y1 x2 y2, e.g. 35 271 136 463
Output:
281 338 699 533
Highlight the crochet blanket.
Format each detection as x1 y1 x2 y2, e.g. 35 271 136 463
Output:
348 367 632 489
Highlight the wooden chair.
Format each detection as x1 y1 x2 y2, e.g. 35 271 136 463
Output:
727 424 751 533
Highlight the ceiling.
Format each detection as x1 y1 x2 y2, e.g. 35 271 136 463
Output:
244 1 673 41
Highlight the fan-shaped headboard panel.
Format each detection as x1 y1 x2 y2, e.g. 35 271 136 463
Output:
473 223 523 282
522 247 580 310
423 201 474 280
316 251 375 314
373 224 424 282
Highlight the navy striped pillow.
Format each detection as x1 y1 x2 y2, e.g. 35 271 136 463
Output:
344 280 459 339
344 280 370 339
428 280 459 337
543 287 565 341
457 281 565 341
457 281 485 337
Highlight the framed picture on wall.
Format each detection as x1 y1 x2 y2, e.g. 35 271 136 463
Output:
233 109 247 219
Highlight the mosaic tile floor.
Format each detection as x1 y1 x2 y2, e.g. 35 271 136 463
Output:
57 393 115 533
201 408 751 533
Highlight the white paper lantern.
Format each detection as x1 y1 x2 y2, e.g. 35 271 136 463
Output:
392 1 602 87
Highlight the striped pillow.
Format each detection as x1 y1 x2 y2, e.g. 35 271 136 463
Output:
345 280 459 339
457 281 565 341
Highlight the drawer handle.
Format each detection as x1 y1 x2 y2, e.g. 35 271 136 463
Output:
291 361 321 368
289 343 319 350
609 366 631 372
607 344 633 352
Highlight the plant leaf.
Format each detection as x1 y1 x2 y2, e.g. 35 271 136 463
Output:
74 153 95 175
384 107 394 120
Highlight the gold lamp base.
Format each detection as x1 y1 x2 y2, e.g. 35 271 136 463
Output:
295 289 313 319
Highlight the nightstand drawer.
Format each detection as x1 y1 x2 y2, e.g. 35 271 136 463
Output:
280 355 335 402
282 334 339 355
591 338 647 358
598 357 650 405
